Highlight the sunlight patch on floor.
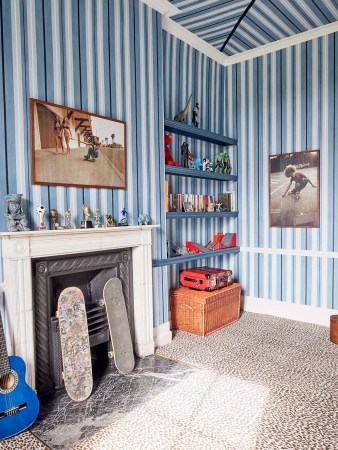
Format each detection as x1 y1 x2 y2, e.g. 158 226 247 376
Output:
72 370 270 450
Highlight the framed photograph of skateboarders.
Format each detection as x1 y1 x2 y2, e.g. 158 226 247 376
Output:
30 99 127 189
269 150 320 228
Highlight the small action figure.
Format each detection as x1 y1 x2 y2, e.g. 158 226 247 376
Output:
192 102 199 127
202 158 213 171
181 142 190 168
119 207 128 226
194 156 202 170
106 214 115 227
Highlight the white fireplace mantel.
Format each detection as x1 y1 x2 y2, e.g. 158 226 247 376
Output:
0 226 159 388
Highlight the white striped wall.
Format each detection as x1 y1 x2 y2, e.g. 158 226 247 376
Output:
0 0 168 326
236 33 338 311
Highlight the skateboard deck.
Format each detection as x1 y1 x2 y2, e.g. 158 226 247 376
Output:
58 287 93 402
102 278 135 374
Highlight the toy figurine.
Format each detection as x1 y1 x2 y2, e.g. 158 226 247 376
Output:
119 207 128 226
181 142 190 168
216 203 223 212
194 156 202 170
203 158 212 171
214 151 232 174
106 214 115 227
4 194 31 232
192 102 199 127
138 214 151 225
174 94 192 122
164 134 179 166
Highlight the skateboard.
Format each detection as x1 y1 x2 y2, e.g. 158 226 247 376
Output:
84 157 95 162
102 278 135 374
57 287 93 402
289 192 300 200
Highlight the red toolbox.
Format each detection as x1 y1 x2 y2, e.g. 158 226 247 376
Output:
200 266 233 288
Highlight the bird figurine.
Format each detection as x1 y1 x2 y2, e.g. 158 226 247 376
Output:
82 204 91 222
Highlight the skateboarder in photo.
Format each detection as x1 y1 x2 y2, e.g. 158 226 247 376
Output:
282 164 316 199
84 136 101 162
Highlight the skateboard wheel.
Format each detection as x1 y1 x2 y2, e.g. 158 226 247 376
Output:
108 351 114 359
98 298 105 307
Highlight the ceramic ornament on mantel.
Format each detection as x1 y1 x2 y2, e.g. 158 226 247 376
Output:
4 194 31 232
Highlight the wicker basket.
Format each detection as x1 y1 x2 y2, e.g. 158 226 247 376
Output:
170 283 241 336
330 315 338 344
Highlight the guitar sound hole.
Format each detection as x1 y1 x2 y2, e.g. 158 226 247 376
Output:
0 371 18 393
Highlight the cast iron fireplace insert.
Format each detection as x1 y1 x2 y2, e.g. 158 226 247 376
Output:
33 249 133 398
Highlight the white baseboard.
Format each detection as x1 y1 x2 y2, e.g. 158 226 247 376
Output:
242 296 338 327
153 321 172 348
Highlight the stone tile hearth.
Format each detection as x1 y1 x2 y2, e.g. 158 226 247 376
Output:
30 355 196 450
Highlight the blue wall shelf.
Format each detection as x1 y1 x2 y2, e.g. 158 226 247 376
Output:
164 119 237 146
153 247 240 268
165 165 237 181
167 212 238 219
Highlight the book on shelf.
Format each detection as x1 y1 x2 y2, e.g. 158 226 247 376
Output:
169 193 218 212
218 191 235 211
165 181 169 213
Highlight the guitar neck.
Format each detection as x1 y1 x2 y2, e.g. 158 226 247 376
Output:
0 311 11 377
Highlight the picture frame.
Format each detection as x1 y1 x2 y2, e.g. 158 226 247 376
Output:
30 99 127 189
269 150 320 228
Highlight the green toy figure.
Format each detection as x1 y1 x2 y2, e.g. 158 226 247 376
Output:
214 151 232 174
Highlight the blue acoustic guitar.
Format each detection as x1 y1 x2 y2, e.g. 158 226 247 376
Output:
0 312 40 440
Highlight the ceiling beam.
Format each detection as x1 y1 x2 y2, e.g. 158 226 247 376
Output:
162 16 228 65
139 0 180 16
223 21 338 66
220 0 256 53
164 17 338 67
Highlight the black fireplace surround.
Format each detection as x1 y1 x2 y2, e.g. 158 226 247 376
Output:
33 249 133 398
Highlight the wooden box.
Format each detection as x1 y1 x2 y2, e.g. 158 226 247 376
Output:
170 283 241 336
330 315 338 344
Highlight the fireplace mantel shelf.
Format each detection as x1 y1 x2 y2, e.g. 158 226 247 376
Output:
0 224 159 238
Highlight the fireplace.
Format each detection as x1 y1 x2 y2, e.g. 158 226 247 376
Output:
0 226 160 389
33 249 133 397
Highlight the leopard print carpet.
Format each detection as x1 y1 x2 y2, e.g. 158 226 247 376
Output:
2 312 337 449
0 431 50 450
73 312 338 450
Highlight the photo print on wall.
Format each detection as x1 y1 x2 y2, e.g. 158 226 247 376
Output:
269 150 320 228
30 99 127 189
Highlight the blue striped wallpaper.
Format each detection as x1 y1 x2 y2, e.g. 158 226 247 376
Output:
237 33 338 310
163 31 338 311
0 0 168 327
